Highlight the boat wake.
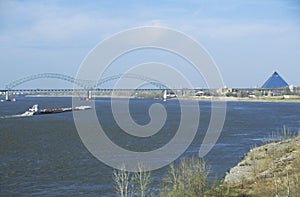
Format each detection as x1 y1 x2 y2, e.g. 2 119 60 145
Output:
0 114 34 119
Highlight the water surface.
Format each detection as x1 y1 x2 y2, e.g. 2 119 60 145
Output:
1 97 299 196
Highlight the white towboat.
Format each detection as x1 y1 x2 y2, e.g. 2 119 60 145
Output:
21 104 39 116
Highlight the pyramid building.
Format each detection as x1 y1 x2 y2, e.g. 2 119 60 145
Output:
261 71 289 88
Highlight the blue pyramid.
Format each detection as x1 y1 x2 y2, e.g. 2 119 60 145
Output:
261 72 288 88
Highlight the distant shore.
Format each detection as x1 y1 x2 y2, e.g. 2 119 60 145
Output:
21 94 300 103
184 96 300 103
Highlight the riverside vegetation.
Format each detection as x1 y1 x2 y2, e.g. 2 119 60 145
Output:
113 128 300 197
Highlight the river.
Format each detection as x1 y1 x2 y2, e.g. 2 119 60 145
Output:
1 97 299 196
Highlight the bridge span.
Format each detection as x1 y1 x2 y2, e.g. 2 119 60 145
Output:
5 73 169 90
2 72 172 100
0 88 184 101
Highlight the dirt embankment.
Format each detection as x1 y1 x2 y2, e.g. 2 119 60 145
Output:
222 135 300 196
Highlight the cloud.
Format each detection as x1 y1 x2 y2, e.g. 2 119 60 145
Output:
1 0 299 49
22 15 124 43
0 1 130 47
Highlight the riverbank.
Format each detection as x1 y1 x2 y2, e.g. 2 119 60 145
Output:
22 94 300 103
220 134 300 196
182 95 300 103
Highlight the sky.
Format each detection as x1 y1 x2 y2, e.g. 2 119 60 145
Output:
0 0 299 89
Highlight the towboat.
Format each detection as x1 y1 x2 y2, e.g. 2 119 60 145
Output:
21 104 39 116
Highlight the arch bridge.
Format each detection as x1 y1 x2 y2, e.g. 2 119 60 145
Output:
5 73 168 90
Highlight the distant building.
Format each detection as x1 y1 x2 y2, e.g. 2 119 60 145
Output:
261 71 289 88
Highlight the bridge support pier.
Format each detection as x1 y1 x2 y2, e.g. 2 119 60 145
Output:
86 90 92 100
5 91 9 101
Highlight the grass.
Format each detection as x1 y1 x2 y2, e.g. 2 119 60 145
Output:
220 128 300 197
248 135 300 197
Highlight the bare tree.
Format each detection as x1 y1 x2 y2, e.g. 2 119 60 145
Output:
113 162 152 197
113 164 133 197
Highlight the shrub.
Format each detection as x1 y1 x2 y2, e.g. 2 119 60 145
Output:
160 157 210 197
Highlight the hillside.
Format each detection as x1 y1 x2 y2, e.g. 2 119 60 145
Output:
222 135 300 196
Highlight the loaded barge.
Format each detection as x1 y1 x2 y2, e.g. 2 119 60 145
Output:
22 104 91 116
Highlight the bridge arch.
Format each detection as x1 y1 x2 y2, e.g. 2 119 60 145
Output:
5 73 168 90
5 73 95 90
97 73 168 89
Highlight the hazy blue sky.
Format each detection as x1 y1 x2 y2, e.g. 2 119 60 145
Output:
0 0 299 88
